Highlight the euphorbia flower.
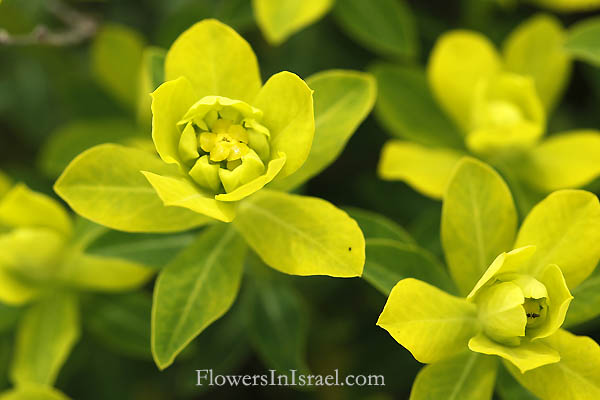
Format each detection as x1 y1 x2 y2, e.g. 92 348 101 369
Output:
54 19 376 370
143 20 314 222
55 18 375 238
377 157 600 399
464 244 572 370
374 14 600 213
0 180 152 305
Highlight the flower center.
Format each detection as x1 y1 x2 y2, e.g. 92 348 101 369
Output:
199 119 250 162
175 96 272 194
522 297 548 329
486 100 524 128
466 73 545 155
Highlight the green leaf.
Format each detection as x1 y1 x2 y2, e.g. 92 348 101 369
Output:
54 144 210 233
152 224 246 369
271 69 376 191
519 131 600 192
253 0 334 45
58 252 153 292
245 258 309 374
142 171 236 222
137 47 166 128
188 296 251 382
344 207 414 243
234 190 364 277
165 19 261 103
0 335 10 391
495 162 545 219
91 24 145 108
0 385 70 400
506 329 600 399
442 158 517 295
364 239 456 296
85 230 196 269
253 71 314 179
496 363 539 400
428 31 502 131
377 278 479 363
333 0 417 59
65 218 108 250
503 14 571 111
39 119 144 179
371 64 464 148
379 140 464 199
515 190 600 289
564 16 600 67
10 293 80 386
564 265 600 328
0 184 72 237
409 351 497 400
469 332 559 373
84 292 152 360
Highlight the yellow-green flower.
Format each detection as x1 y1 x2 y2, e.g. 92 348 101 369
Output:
377 158 600 399
53 19 377 371
466 245 572 363
375 14 600 213
0 181 152 306
56 19 315 225
145 19 314 222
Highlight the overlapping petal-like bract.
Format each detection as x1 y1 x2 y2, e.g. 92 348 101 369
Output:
147 19 314 222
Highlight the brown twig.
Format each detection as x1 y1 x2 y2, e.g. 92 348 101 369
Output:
0 0 97 46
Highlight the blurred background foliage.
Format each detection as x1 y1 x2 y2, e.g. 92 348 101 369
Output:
1 0 599 399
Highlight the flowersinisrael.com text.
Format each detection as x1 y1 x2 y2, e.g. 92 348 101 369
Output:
196 369 385 387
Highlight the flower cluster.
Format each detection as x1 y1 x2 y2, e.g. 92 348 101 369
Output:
377 157 600 398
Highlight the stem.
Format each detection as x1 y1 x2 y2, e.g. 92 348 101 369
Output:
0 0 97 46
